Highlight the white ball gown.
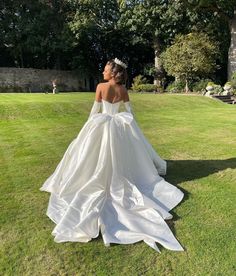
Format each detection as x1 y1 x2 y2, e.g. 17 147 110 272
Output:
39 99 184 253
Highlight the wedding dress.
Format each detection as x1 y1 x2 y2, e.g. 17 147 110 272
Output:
39 99 184 253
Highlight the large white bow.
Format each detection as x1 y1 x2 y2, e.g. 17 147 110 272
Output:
89 112 133 126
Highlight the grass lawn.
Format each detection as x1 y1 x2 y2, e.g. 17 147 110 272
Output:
0 92 235 275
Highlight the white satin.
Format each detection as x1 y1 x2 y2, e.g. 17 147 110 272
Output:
40 99 184 253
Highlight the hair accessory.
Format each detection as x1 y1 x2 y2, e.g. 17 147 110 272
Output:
114 58 128 69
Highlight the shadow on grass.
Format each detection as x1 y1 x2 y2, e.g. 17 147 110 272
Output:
166 157 236 185
163 157 236 246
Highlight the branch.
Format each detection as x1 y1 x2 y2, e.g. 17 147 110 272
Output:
181 0 231 23
198 4 231 23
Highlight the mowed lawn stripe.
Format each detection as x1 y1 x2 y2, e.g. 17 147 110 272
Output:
0 93 235 275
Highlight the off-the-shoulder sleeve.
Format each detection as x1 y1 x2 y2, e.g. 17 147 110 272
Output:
124 101 133 114
89 101 102 118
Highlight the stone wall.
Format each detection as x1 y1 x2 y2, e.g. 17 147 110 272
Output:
0 67 98 92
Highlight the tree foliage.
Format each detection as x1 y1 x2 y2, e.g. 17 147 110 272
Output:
0 0 235 84
161 32 220 91
66 0 155 77
0 0 76 69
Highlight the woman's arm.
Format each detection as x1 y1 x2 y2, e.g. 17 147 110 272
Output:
88 83 102 118
95 83 102 102
123 89 132 114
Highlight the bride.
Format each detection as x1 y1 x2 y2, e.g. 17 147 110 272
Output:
40 58 185 253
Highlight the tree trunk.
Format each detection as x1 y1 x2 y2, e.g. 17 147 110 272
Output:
185 78 189 93
153 37 164 86
228 9 236 80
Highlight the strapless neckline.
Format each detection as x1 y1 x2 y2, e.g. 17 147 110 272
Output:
102 99 123 104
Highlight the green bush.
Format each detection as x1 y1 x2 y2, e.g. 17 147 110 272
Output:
131 75 148 91
230 72 236 92
213 85 223 94
207 81 215 86
166 81 186 93
134 84 159 93
223 81 234 94
192 79 212 93
224 81 236 95
206 82 223 95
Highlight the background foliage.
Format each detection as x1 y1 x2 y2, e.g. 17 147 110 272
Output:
0 0 236 84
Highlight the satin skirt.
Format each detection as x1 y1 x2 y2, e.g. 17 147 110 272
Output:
40 112 184 253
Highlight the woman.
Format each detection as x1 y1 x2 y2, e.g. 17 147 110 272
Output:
40 58 184 253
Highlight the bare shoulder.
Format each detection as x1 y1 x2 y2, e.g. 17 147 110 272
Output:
95 82 107 95
95 82 106 101
96 82 105 90
97 82 110 91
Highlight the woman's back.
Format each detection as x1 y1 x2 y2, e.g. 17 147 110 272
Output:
97 82 129 103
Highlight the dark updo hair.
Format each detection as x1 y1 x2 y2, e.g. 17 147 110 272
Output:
106 59 128 85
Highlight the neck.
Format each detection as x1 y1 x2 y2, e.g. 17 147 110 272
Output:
108 79 117 85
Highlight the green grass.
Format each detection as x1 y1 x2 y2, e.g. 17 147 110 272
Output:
0 92 235 275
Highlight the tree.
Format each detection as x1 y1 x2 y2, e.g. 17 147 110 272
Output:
183 0 236 80
161 32 219 92
118 0 191 86
0 0 76 69
66 0 154 79
67 0 122 75
228 10 236 79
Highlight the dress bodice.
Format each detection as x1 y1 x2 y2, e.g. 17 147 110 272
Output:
102 99 122 115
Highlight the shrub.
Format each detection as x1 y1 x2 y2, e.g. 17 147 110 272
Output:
206 81 215 87
134 84 159 93
222 81 235 95
192 79 212 93
166 81 186 93
131 75 148 91
206 81 223 94
230 72 236 94
213 84 223 94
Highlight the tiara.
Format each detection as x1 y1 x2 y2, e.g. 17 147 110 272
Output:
114 58 127 69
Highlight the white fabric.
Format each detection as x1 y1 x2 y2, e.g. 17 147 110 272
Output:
124 101 132 114
89 101 101 118
40 98 184 253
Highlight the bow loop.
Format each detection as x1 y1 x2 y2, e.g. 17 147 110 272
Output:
114 112 133 125
89 112 133 126
89 113 111 124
